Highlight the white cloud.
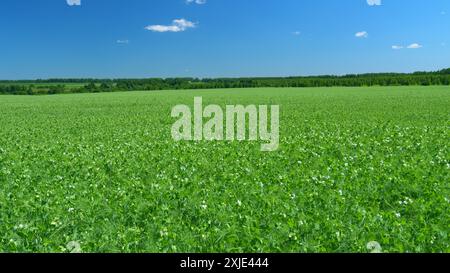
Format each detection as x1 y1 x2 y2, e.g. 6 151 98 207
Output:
407 43 423 49
391 43 423 50
145 19 197 33
367 0 381 6
117 40 129 44
66 0 81 6
293 31 301 36
355 31 368 38
186 0 206 4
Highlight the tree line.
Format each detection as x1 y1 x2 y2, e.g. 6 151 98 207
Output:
1 68 449 95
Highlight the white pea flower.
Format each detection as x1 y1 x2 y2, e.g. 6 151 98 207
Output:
366 241 382 253
66 241 82 253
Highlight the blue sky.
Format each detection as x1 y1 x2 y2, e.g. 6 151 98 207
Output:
0 0 449 79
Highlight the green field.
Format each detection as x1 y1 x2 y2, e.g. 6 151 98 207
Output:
0 86 449 253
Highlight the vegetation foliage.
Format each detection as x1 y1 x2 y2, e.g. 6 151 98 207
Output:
1 68 449 95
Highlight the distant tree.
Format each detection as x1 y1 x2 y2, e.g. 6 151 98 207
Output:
84 82 98 92
1 68 449 95
99 82 112 92
48 85 65 94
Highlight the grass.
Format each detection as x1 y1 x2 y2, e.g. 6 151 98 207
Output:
0 86 449 253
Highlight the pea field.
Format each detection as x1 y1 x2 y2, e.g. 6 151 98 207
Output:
0 86 448 253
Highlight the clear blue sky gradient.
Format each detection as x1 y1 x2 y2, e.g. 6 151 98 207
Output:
0 0 449 79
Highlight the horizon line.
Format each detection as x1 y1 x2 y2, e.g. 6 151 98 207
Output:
1 68 449 82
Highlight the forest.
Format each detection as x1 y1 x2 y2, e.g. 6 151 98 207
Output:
1 68 449 95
